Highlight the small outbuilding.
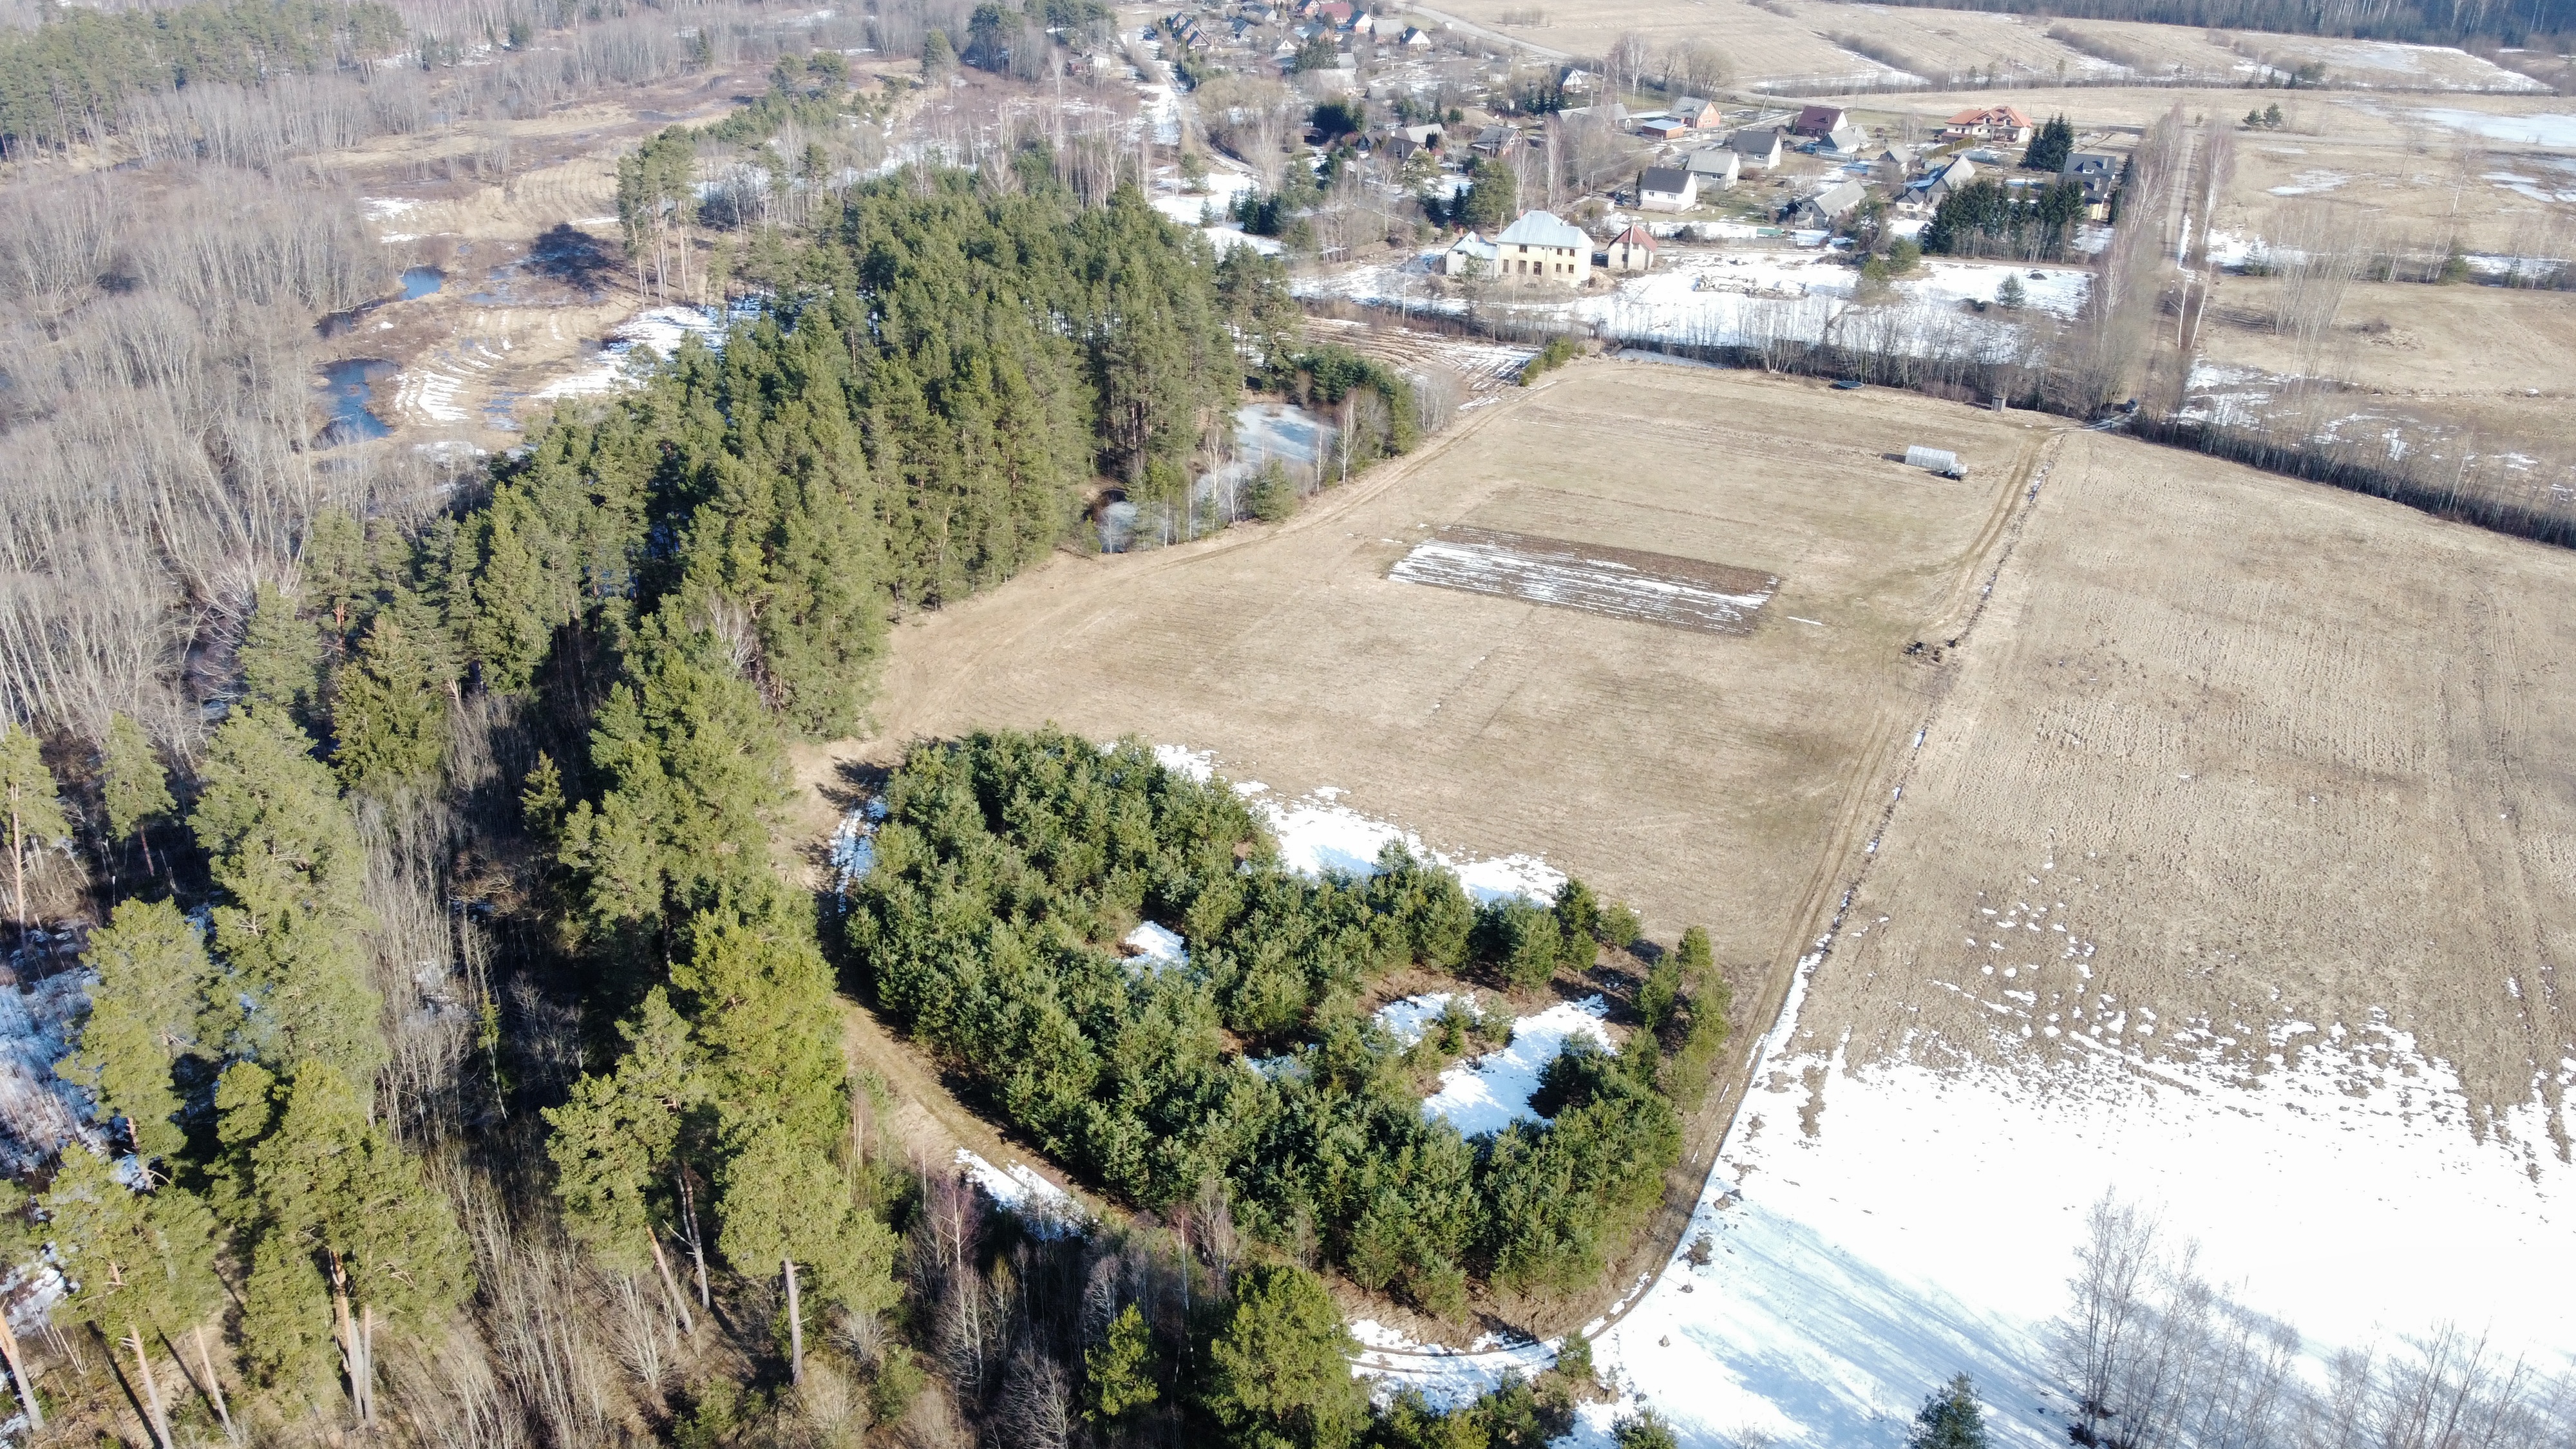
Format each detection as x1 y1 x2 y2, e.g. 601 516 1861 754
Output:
1441 231 1501 276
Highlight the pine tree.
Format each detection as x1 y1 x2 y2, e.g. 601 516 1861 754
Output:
56 898 214 1167
0 1184 43 1430
1084 1301 1158 1423
1909 1373 1991 1449
330 614 451 796
40 1149 227 1449
1202 1262 1367 1449
545 986 703 1330
99 713 174 882
237 1063 473 1421
238 581 323 721
0 719 66 942
190 705 383 1086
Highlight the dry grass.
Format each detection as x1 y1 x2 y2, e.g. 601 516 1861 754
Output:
814 361 2052 974
1781 0 2115 84
1795 428 2576 1128
1434 0 1907 88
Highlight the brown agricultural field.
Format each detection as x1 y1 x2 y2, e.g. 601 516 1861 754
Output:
1794 427 2576 1130
1432 0 1907 89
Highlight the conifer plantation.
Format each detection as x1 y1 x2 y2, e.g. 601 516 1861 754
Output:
0 82 1719 1428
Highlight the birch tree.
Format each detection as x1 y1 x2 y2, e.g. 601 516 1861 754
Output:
39 1149 226 1449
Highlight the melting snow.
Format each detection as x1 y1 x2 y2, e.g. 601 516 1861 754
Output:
953 1149 1089 1238
1419 997 1611 1139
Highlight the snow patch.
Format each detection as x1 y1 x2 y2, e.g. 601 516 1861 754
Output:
1420 997 1611 1139
952 1150 1089 1237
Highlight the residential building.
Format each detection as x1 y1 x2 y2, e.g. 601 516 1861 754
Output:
1403 123 1444 147
1683 147 1740 189
1494 210 1592 283
1922 155 1979 202
2063 151 2121 216
1560 66 1599 93
1670 95 1723 129
1790 104 1848 137
1821 122 1868 155
1606 223 1658 272
1399 24 1432 44
1442 231 1500 276
1638 166 1697 211
1472 124 1522 158
1942 105 2036 144
1871 143 1918 185
1728 128 1783 170
1790 178 1866 227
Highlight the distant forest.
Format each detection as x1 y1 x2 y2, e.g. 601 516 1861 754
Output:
1845 0 2573 48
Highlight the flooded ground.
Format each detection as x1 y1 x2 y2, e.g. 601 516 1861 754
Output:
315 358 395 445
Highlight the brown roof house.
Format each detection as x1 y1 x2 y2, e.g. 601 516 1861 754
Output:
1605 223 1658 272
1943 105 2035 144
1790 104 1848 137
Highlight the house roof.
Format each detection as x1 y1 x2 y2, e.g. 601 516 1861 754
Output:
1937 156 1978 184
1497 210 1589 249
1640 166 1693 194
1610 223 1658 249
1792 104 1846 132
1672 95 1714 115
1728 128 1781 153
2064 151 2120 176
1947 105 2034 128
1804 179 1866 214
1448 232 1500 261
1683 147 1739 174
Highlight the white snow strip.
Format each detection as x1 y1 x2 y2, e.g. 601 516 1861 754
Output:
952 1149 1089 1237
1373 992 1461 1048
1121 921 1188 967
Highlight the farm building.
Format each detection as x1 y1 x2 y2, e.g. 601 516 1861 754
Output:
1637 118 1692 141
1494 210 1592 283
1605 223 1658 272
1638 166 1698 211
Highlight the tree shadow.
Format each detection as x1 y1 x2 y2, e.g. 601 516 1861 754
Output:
527 224 620 291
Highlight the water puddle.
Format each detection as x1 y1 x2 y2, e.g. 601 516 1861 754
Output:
401 265 445 299
315 359 395 446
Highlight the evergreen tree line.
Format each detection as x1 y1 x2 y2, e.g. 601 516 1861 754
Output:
0 0 404 158
1921 177 2094 261
845 729 1729 1315
1841 0 2571 47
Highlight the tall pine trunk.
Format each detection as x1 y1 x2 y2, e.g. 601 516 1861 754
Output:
679 1171 710 1307
194 1323 235 1440
0 1303 44 1430
126 1324 172 1449
647 1228 694 1336
782 1258 804 1385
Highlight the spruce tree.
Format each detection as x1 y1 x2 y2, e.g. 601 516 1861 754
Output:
1909 1374 1991 1448
1084 1302 1158 1423
56 898 214 1167
191 705 383 1086
99 712 173 879
0 720 66 942
40 1149 227 1449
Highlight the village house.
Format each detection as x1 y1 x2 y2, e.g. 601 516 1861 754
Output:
1943 105 2036 145
1605 223 1658 272
1560 66 1599 93
1638 165 1698 211
1789 104 1848 138
1494 209 1592 283
1728 127 1784 171
1790 178 1866 228
2063 151 2121 216
1871 142 1918 185
1819 121 1868 155
1441 231 1500 276
1636 118 1692 141
1472 124 1522 158
1683 146 1740 189
1403 123 1444 147
1399 23 1432 44
1920 154 1980 202
1669 95 1724 130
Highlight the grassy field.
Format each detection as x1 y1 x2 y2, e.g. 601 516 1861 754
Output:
1797 426 2576 1127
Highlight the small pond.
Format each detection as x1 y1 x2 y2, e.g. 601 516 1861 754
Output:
401 266 445 300
316 359 395 446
